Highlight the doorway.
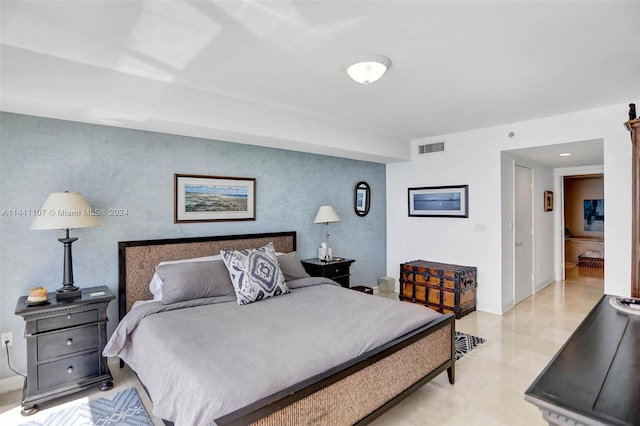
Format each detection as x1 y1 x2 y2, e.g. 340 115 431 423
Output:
514 164 534 304
562 173 605 282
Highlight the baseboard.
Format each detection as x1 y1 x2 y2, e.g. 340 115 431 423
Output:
0 374 24 394
535 278 554 293
501 300 515 315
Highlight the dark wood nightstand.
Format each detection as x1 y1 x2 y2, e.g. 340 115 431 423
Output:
14 286 115 416
301 257 355 288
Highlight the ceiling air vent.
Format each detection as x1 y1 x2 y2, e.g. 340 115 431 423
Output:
417 141 445 156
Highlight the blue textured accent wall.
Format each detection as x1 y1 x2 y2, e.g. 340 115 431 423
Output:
0 112 386 378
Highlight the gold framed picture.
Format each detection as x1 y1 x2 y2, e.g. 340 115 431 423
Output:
544 190 554 212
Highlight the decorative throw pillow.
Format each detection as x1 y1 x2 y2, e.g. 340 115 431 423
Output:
221 242 290 305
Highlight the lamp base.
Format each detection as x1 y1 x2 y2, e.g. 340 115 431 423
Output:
56 286 81 300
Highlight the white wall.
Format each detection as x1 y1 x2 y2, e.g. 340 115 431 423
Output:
387 104 632 315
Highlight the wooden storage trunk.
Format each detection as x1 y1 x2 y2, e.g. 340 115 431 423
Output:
399 260 477 319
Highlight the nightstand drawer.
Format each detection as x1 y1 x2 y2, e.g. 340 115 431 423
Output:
36 310 98 333
38 351 100 391
323 263 350 278
37 325 99 361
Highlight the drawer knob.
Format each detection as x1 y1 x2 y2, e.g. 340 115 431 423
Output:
66 339 73 346
335 268 339 273
67 366 73 374
67 314 72 320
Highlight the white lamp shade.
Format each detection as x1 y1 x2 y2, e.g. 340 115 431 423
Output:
346 55 392 85
30 192 101 230
314 205 341 224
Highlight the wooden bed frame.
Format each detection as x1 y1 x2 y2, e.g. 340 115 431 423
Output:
118 231 455 425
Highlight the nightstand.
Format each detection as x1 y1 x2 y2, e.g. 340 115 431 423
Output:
301 257 355 288
14 286 115 416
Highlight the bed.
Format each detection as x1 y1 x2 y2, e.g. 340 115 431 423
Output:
107 231 455 425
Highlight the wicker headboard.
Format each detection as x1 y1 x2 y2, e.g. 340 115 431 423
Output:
118 231 296 320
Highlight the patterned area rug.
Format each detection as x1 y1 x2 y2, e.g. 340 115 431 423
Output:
20 387 152 426
455 331 486 360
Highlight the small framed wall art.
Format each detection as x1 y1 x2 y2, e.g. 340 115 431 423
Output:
174 174 256 223
354 181 370 216
408 185 469 218
544 190 554 212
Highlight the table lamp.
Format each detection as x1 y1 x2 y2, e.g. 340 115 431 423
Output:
30 192 100 299
314 205 340 261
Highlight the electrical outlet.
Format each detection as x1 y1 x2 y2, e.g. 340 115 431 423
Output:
1 332 13 348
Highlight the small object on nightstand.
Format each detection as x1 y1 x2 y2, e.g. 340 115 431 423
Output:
27 286 48 302
301 257 355 288
26 286 50 306
25 297 51 306
15 286 115 416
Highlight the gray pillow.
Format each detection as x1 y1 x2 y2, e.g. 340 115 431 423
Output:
277 252 310 281
157 259 235 305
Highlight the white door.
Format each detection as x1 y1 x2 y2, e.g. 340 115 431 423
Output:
514 165 534 304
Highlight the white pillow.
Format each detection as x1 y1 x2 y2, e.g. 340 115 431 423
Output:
148 254 223 302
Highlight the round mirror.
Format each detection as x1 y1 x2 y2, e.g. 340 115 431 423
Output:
354 181 370 217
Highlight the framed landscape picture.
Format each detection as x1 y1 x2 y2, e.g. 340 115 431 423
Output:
174 174 256 223
408 185 469 218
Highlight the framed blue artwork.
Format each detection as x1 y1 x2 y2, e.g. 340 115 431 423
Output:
408 185 469 218
584 199 604 231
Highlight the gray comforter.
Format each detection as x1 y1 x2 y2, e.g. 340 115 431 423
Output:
104 278 442 425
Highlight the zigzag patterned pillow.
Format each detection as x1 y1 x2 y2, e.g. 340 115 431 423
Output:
221 242 290 305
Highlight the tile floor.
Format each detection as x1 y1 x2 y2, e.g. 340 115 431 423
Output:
371 265 604 426
1 265 604 425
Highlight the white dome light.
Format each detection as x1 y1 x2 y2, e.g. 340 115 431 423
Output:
346 55 392 85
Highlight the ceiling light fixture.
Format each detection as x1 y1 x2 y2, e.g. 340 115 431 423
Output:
346 55 392 85
559 152 573 157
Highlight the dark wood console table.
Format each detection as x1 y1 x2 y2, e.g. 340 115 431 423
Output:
525 295 640 426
